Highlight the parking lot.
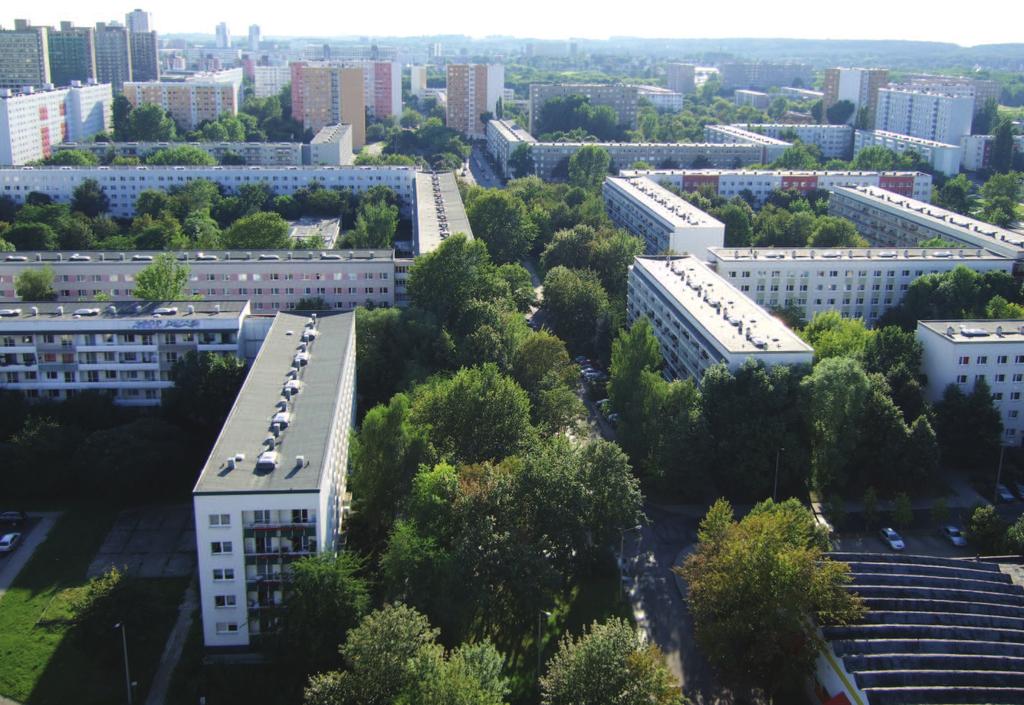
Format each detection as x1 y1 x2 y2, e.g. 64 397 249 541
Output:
87 503 195 579
0 512 60 599
834 527 978 558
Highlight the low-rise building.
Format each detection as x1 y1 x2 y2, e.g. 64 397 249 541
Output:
735 123 854 160
733 89 770 110
307 123 354 166
193 310 356 647
0 82 112 165
485 119 536 178
778 87 823 101
603 176 724 255
829 185 1024 260
288 219 340 248
854 129 962 177
708 247 1013 325
636 85 685 112
0 300 247 405
959 133 1024 172
918 320 1024 445
627 255 813 381
704 124 790 163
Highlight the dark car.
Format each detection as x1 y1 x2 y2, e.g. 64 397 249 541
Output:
0 511 27 527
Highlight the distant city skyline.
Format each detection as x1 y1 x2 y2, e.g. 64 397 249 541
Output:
2 0 1021 47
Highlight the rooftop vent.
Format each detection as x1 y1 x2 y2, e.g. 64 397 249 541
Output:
153 306 178 316
255 451 279 472
73 308 100 316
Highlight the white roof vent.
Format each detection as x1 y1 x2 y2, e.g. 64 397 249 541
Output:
272 411 291 426
29 307 38 316
73 308 100 316
0 308 21 317
256 451 279 471
56 306 64 316
154 306 178 316
187 305 195 315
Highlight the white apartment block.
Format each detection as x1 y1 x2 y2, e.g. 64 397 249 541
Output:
822 68 889 126
353 61 401 119
410 65 427 98
0 300 247 405
704 124 790 163
708 247 1013 325
193 310 356 647
485 119 536 178
529 83 639 132
308 124 354 166
124 69 244 131
0 83 112 165
875 89 975 147
893 75 1001 115
959 133 1024 172
917 320 1024 445
853 129 962 177
734 90 771 110
735 123 854 160
636 85 685 112
618 169 933 206
779 87 824 101
253 66 292 99
829 185 1024 260
413 172 473 255
604 176 724 256
627 255 813 381
446 64 503 139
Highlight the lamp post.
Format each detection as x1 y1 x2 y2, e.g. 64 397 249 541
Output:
114 622 132 705
773 447 785 501
994 444 1007 505
536 609 553 676
619 524 643 563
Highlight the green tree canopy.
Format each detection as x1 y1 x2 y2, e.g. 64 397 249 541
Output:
14 266 57 301
222 211 291 249
125 103 177 141
146 145 218 166
467 190 537 264
568 145 612 190
133 253 192 301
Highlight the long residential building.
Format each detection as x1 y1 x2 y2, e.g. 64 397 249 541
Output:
704 124 791 163
0 20 50 90
193 310 356 647
708 247 1013 325
959 133 1024 172
290 62 365 148
47 23 97 87
618 169 933 205
829 185 1024 260
875 88 974 146
918 320 1024 445
603 176 724 255
893 75 1001 115
446 63 503 139
0 83 113 165
733 89 770 110
822 68 889 127
718 62 814 91
627 255 813 381
734 123 854 159
0 300 247 405
529 83 639 132
124 69 243 131
636 85 685 112
853 129 962 177
253 65 291 99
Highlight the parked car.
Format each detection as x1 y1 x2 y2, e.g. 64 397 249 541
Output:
573 356 590 366
941 525 968 547
1014 482 1024 500
879 527 905 551
0 511 27 527
996 484 1016 503
0 533 21 553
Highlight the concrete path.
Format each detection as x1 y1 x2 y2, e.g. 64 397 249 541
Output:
0 512 61 600
143 574 198 705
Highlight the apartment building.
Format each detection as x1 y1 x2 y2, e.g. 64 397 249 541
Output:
734 90 770 110
446 64 504 139
529 83 639 132
94 23 132 92
853 129 962 177
410 65 427 97
718 63 814 91
894 75 1001 115
618 168 932 205
0 300 247 405
290 63 365 147
308 124 354 166
822 68 889 127
735 123 855 159
193 310 356 647
704 125 790 163
0 83 113 165
875 88 974 146
604 176 725 255
353 61 401 119
0 20 51 90
959 133 1024 172
414 171 473 255
665 63 696 95
917 320 1024 445
247 25 261 53
484 119 537 177
125 9 152 34
829 185 1024 260
708 247 1013 325
215 22 230 49
47 23 97 87
253 65 291 99
123 69 243 131
129 31 160 82
779 87 824 101
627 255 813 381
636 85 685 112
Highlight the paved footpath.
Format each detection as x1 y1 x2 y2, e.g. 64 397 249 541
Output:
0 512 61 600
143 574 198 705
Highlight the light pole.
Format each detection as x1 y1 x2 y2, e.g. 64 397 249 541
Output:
619 524 642 563
536 609 552 676
994 444 1007 505
114 622 132 705
773 447 785 501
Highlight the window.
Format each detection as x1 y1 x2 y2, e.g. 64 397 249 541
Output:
958 356 970 365
996 374 1006 383
977 356 988 365
253 510 271 524
1011 391 1022 401
211 541 232 554
215 622 238 634
212 568 235 581
214 595 237 608
292 509 310 524
1015 374 1024 383
975 374 986 383
994 392 1004 401
1010 410 1019 419
1016 356 1024 364
956 375 968 384
998 356 1008 364
209 513 230 527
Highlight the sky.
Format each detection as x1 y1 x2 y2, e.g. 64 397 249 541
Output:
6 0 1020 46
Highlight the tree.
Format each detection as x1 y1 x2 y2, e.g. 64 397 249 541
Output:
125 103 176 141
772 144 821 170
568 145 612 190
934 381 1002 474
863 486 879 529
133 253 191 301
466 190 537 264
711 202 754 247
807 216 867 247
968 505 1007 554
1007 514 1024 554
5 222 57 250
801 311 873 362
509 143 534 178
146 145 218 166
407 234 509 328
540 618 682 705
826 99 856 125
112 94 132 140
679 499 863 697
892 492 913 529
70 178 109 218
14 266 57 301
183 209 222 248
542 266 609 353
990 118 1016 174
163 351 247 429
851 146 896 171
936 174 972 215
350 201 399 249
802 357 872 492
222 211 291 249
44 149 99 166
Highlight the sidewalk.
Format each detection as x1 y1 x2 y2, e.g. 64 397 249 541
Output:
143 574 198 705
0 512 61 600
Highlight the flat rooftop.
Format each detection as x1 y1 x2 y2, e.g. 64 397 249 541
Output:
415 171 472 255
0 300 246 322
489 119 537 143
194 311 355 495
918 319 1024 343
607 177 724 229
735 123 849 131
531 140 760 149
708 246 1008 262
861 129 959 149
618 169 925 179
705 125 791 146
0 249 394 265
634 255 812 355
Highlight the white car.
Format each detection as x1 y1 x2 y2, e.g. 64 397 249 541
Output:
0 533 21 553
942 525 967 547
996 484 1016 503
879 527 905 551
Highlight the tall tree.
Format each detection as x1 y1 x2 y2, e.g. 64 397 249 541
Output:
509 143 534 178
466 190 537 264
222 211 291 249
568 145 612 190
541 266 609 353
14 266 57 301
407 234 508 328
133 253 192 301
125 103 176 141
990 118 1016 174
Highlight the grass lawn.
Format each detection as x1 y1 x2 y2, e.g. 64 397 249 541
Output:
0 509 187 705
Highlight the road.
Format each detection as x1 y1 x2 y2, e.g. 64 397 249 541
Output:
0 512 60 600
467 144 503 188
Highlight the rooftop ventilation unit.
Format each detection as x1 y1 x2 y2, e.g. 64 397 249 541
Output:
0 308 21 317
73 308 100 316
153 307 178 316
256 451 279 472
56 306 64 316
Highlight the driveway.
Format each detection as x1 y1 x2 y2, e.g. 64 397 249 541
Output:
0 512 61 600
88 504 195 579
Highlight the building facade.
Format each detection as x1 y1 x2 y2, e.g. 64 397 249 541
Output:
352 61 401 120
253 65 290 99
893 75 1001 115
193 310 356 647
627 255 813 381
215 22 230 49
853 129 962 177
446 64 503 139
0 300 247 405
604 176 725 255
822 68 889 127
0 20 51 90
709 247 1013 325
290 62 365 148
636 85 685 112
93 23 132 91
665 63 696 95
918 320 1024 445
719 63 814 91
129 31 160 82
247 25 260 53
703 124 790 163
410 65 427 97
875 88 975 146
529 83 639 132
733 90 770 110
0 83 113 164
123 69 242 131
125 9 152 34
736 123 854 160
47 23 97 87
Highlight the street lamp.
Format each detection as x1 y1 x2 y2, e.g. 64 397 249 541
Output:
619 524 643 562
114 622 133 705
773 447 785 501
994 444 1007 505
536 609 553 676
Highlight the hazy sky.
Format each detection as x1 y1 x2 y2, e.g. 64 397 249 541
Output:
6 0 1018 46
